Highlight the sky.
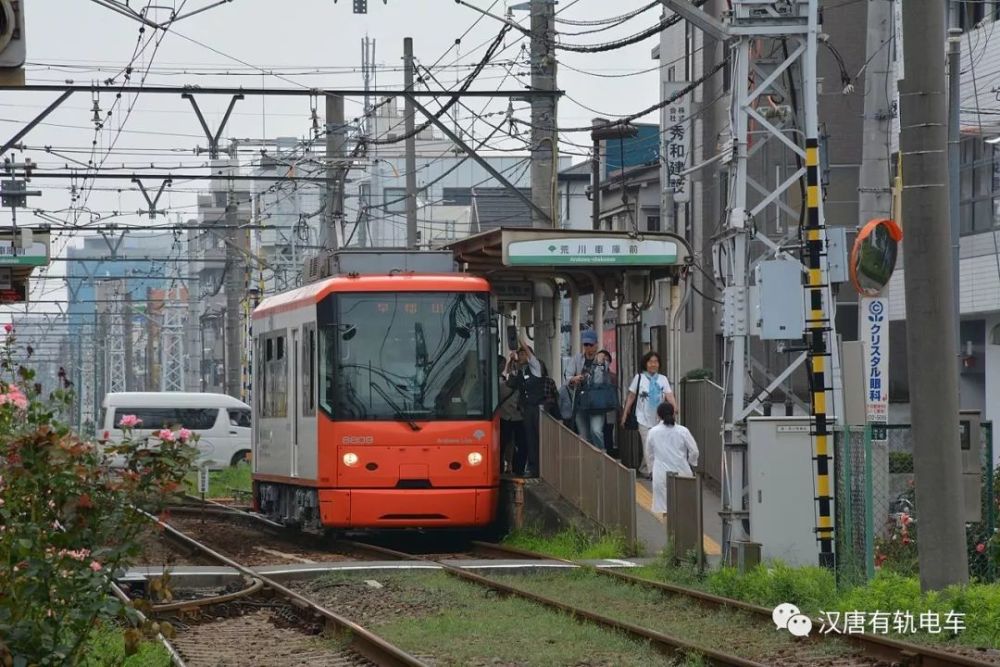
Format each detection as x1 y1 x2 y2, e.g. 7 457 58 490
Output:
0 0 669 319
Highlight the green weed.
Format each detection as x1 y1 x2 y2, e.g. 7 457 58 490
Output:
78 623 171 667
502 527 632 559
706 561 839 612
183 462 252 499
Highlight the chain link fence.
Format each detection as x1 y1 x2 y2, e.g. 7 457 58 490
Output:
835 422 998 586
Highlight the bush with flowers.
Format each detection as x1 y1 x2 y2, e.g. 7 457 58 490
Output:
0 325 199 664
874 509 919 576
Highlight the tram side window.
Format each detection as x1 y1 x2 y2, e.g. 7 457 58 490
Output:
302 324 316 416
263 332 288 418
256 336 268 418
319 326 335 415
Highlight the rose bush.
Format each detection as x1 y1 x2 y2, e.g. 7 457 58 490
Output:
0 326 198 664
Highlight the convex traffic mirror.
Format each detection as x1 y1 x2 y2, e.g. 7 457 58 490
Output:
850 218 903 297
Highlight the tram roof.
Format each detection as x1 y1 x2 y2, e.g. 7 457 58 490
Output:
253 273 490 319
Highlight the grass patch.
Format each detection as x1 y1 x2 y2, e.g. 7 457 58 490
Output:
183 462 252 499
639 558 1000 650
502 527 632 560
490 569 853 663
308 570 675 666
78 623 171 667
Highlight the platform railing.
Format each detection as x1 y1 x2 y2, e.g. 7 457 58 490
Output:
538 410 637 548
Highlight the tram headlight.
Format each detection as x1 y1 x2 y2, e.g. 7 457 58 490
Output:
343 452 359 467
467 452 483 466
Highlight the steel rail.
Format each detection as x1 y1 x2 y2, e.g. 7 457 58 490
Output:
471 541 997 667
138 509 428 667
110 581 187 667
340 539 766 667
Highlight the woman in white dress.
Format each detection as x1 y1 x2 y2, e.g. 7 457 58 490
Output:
646 402 700 515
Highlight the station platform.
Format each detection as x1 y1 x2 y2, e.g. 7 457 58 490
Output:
633 478 723 559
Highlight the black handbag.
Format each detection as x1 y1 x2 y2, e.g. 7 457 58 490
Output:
579 382 619 412
623 374 639 430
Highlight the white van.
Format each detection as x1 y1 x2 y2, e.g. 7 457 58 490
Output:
100 392 252 469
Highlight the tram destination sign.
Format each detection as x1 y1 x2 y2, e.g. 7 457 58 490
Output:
505 237 679 267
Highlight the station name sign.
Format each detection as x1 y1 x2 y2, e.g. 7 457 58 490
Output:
0 238 49 267
505 237 679 267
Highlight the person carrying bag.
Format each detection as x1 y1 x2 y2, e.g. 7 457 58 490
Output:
575 350 618 451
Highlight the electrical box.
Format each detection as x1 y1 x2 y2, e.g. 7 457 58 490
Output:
960 410 983 522
747 416 831 567
625 272 649 304
754 259 805 340
722 286 748 337
825 227 849 284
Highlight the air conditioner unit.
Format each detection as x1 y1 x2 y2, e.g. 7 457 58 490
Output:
0 0 25 70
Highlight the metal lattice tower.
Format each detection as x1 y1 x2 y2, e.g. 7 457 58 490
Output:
715 0 842 566
160 238 187 392
106 281 127 394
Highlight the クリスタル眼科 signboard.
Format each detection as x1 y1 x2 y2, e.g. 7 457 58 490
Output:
505 237 679 266
862 296 889 442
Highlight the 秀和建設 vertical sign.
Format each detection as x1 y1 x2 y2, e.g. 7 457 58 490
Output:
662 82 691 200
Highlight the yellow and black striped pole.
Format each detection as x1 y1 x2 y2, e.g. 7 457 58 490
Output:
805 137 835 568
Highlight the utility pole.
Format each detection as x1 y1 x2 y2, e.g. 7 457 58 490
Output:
858 0 894 225
530 0 558 228
948 2 962 398
225 182 242 399
404 37 419 249
899 0 969 589
858 0 894 531
325 93 346 250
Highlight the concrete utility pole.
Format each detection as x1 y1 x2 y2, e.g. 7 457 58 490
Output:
858 0 894 225
948 2 962 397
899 0 969 589
325 93 346 250
858 0 894 530
530 0 558 228
224 189 242 399
404 37 419 249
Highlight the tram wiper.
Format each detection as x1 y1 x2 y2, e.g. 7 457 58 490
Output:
369 381 422 431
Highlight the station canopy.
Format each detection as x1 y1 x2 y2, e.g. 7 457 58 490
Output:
444 227 692 296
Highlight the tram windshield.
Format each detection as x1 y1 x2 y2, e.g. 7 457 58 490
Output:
318 291 494 423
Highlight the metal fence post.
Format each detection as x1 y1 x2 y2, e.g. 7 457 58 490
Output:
864 423 875 582
987 421 996 582
838 426 853 585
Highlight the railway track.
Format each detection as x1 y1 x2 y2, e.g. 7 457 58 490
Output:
473 540 999 667
145 502 998 666
329 536 998 667
130 508 428 667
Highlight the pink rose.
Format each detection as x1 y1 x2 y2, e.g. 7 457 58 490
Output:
157 429 176 442
3 323 11 333
89 561 102 572
0 388 28 411
118 414 141 428
976 543 987 554
177 428 192 442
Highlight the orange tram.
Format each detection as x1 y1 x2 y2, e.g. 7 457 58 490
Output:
250 267 499 531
